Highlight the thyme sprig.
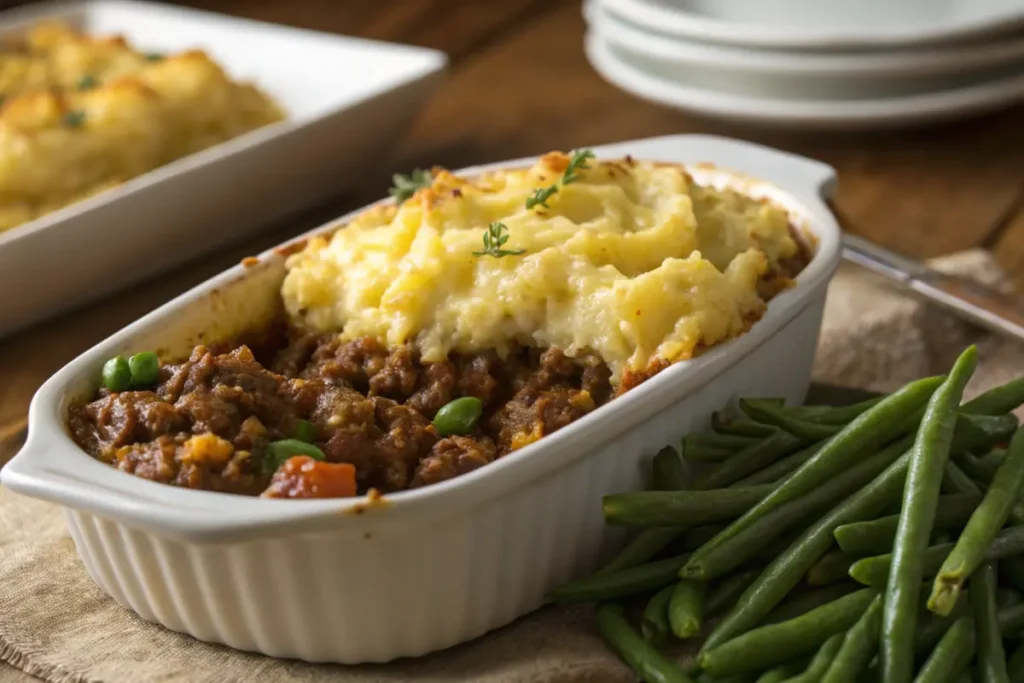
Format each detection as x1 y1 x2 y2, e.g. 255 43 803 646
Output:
389 169 433 204
525 149 595 210
472 222 525 258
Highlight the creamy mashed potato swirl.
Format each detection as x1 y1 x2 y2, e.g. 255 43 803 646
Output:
282 153 803 383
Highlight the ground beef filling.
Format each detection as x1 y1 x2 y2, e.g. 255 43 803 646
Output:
68 338 613 499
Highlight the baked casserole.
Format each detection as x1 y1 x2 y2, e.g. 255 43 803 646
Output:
0 21 284 232
69 151 812 499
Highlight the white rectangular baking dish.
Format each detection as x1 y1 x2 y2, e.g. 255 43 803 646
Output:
0 0 447 337
1 135 842 664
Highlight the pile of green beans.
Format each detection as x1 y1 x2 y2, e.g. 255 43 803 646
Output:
549 345 1024 683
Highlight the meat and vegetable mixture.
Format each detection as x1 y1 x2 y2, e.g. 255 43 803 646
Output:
69 335 613 499
68 150 814 499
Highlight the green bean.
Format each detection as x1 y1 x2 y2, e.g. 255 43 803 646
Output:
705 569 760 618
1008 641 1024 683
850 527 1024 588
756 659 811 683
669 580 706 638
819 593 882 683
597 529 683 575
712 413 778 438
762 583 860 625
549 554 690 603
953 413 1019 451
916 616 975 683
999 601 1024 633
730 441 827 488
684 440 908 581
739 399 842 441
698 588 877 675
953 450 1002 485
783 633 846 683
1003 557 1024 594
943 460 983 495
832 493 984 555
689 376 942 568
685 433 760 452
969 563 1009 683
699 446 911 653
595 603 692 683
432 396 483 436
931 427 1024 615
962 377 1024 416
683 525 728 552
998 588 1023 607
916 591 969 654
806 551 859 586
883 346 978 683
691 432 804 490
642 585 675 645
603 485 774 528
788 397 884 425
682 444 736 463
652 447 688 490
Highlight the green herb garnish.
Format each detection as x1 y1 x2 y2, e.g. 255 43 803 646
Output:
76 74 98 91
389 169 433 204
144 52 165 62
525 148 595 210
63 110 86 128
473 222 525 259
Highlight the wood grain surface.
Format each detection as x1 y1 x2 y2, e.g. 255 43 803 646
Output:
2 0 1024 463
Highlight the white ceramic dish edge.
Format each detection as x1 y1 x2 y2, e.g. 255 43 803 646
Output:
2 134 841 663
585 33 1024 129
0 0 448 337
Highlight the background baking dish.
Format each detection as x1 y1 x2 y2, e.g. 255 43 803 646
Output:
1 134 842 664
0 0 447 337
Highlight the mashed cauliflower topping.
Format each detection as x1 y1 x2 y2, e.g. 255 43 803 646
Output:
0 22 284 232
282 153 804 382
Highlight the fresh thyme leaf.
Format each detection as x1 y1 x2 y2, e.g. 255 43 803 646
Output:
525 148 595 211
63 110 86 128
561 149 595 185
473 222 526 258
389 168 433 204
76 74 98 91
525 185 558 210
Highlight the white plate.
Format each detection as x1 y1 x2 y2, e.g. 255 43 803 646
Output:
588 0 1024 80
601 0 1024 50
0 0 447 338
586 32 1024 129
586 3 1024 100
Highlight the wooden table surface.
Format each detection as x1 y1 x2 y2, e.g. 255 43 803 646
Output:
4 0 1024 460
0 5 1023 680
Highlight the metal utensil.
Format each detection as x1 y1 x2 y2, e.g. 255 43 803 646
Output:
841 231 1024 343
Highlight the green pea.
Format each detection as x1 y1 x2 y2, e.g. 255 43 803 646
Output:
102 356 132 392
263 439 327 474
432 396 483 437
128 351 160 387
294 419 315 443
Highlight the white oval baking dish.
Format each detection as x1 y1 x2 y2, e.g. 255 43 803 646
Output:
1 134 842 664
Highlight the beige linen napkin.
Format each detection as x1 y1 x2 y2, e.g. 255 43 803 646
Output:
2 249 1022 683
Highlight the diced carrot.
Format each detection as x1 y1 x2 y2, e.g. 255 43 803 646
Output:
261 455 357 499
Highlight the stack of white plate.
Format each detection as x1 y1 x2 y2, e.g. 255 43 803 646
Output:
583 0 1024 129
